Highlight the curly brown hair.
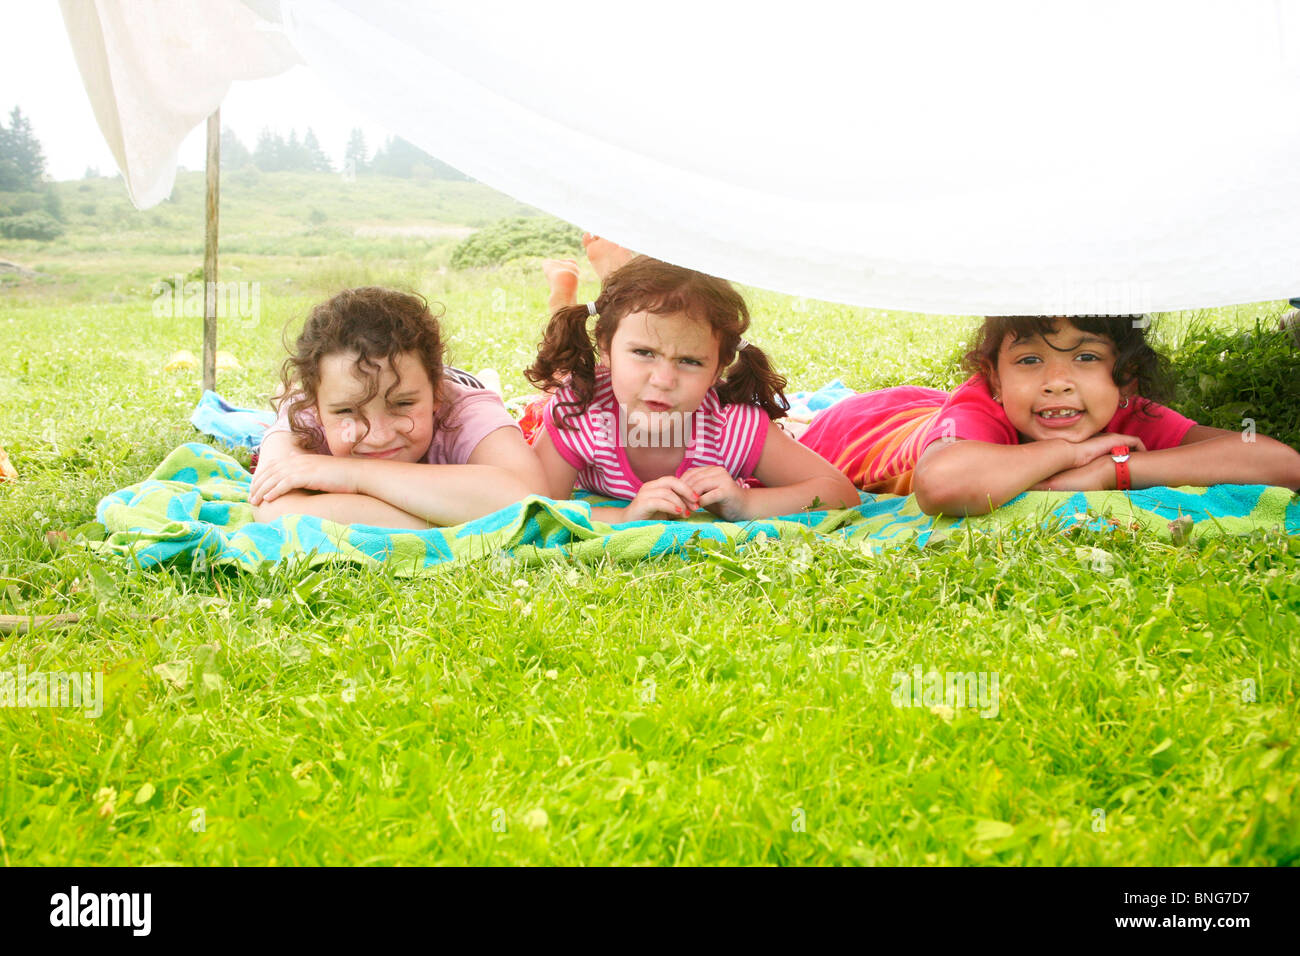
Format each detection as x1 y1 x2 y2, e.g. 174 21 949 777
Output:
273 287 457 450
524 255 789 428
963 315 1173 415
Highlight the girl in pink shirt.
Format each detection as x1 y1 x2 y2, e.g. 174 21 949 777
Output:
801 315 1300 515
249 287 546 528
525 257 859 524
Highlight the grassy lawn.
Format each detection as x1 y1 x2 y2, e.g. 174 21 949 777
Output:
0 173 1296 865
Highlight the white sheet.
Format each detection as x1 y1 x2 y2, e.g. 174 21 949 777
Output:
60 0 1300 313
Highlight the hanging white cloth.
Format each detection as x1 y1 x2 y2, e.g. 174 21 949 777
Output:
59 0 298 208
60 0 1300 314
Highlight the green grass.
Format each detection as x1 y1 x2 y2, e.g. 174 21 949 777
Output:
0 172 1298 865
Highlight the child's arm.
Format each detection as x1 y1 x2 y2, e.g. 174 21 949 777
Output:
1036 425 1300 492
251 432 432 528
251 427 548 527
682 422 861 520
912 431 1150 516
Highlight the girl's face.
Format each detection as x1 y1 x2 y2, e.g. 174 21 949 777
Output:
986 319 1136 443
315 350 436 462
599 310 721 426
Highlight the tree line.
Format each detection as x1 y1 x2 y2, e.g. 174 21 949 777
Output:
0 107 474 244
224 126 470 180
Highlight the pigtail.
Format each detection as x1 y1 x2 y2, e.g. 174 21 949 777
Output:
525 303 600 429
715 344 790 420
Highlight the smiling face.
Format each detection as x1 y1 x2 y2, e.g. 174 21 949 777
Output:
599 310 721 428
987 319 1136 443
315 350 436 462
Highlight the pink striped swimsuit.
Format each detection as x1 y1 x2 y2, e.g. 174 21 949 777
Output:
542 367 769 499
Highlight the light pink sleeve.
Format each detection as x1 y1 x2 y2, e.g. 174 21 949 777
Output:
427 383 522 465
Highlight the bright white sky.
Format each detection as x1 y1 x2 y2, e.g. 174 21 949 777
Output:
0 1 394 181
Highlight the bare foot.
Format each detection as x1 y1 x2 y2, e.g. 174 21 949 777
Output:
543 258 580 312
582 233 636 281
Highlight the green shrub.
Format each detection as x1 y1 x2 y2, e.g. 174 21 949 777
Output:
1166 315 1300 448
42 187 65 222
0 211 65 240
154 265 204 291
0 191 42 217
450 215 581 269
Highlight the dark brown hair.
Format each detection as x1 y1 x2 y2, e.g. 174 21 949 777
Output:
273 287 456 449
963 315 1172 415
525 255 789 427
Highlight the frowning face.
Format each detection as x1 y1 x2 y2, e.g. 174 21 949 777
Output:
599 310 721 435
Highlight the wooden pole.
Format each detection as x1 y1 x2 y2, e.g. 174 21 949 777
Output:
202 110 220 393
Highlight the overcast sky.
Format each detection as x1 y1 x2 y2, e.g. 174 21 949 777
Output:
1 1 394 181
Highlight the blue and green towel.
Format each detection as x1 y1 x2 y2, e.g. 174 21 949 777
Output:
89 442 1300 574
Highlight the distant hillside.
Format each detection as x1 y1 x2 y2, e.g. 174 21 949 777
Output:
51 170 541 242
0 170 555 301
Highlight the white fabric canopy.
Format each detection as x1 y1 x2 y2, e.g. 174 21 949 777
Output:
61 0 1300 314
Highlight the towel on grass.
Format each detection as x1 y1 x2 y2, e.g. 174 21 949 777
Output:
89 442 1300 575
189 390 275 451
784 379 857 423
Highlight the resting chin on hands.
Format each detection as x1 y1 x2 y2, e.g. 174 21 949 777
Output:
1034 433 1148 492
623 475 700 522
1033 455 1115 492
248 454 361 506
1068 432 1147 468
681 465 749 522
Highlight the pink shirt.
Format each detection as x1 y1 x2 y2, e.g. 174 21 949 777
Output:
543 366 769 499
264 379 520 464
800 374 1196 494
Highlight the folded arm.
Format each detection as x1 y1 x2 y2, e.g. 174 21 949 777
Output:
250 426 547 527
912 437 1081 516
1128 425 1300 490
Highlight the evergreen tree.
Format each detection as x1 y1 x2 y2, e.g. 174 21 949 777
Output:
253 127 284 171
285 129 303 170
369 135 469 180
343 127 368 177
7 107 46 184
302 128 332 172
221 126 252 170
0 106 47 191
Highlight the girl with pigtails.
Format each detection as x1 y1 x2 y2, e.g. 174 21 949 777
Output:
525 256 860 523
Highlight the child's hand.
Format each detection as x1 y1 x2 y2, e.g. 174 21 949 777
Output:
249 454 360 505
682 466 750 522
542 258 580 308
1033 456 1114 492
624 476 700 521
1068 432 1148 469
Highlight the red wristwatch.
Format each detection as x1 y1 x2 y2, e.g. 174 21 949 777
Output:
1110 445 1131 491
